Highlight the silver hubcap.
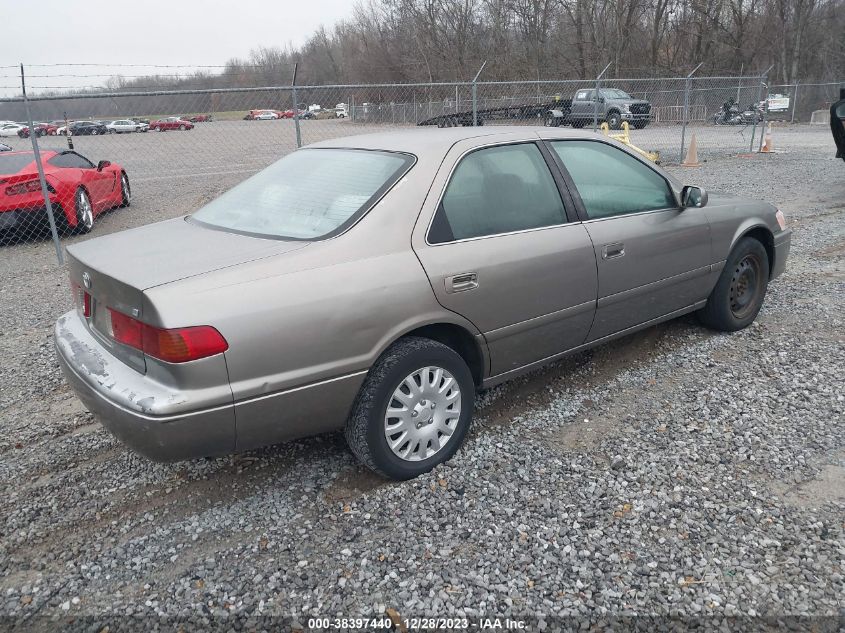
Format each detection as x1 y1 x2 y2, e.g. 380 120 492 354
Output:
78 192 93 228
121 175 130 202
384 366 461 462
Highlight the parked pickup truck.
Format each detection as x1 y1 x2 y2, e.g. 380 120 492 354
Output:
546 88 652 130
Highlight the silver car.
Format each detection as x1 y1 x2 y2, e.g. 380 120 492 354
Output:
55 127 791 479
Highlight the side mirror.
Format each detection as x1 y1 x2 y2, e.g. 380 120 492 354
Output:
96 160 111 172
681 185 708 209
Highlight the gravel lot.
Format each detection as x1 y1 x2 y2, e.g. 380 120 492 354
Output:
0 124 842 631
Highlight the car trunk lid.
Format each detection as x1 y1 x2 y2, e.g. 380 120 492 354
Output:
66 217 310 372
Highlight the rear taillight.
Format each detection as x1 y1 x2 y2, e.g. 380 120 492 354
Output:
71 282 91 318
107 308 228 363
5 179 41 196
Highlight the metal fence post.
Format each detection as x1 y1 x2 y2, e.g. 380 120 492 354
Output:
791 81 800 123
750 66 772 152
680 63 702 163
472 61 487 126
291 63 302 148
20 64 63 265
593 63 612 132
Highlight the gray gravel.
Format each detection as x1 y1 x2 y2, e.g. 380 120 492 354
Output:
0 124 843 631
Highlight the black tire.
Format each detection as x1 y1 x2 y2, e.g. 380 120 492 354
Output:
157 126 165 132
179 124 186 131
345 336 475 480
74 188 94 234
91 129 99 135
607 111 622 130
698 237 769 331
544 115 559 127
119 173 131 208
109 129 116 134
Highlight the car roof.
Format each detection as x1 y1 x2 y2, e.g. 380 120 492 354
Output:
305 125 608 154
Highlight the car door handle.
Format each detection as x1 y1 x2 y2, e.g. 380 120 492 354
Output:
445 272 478 293
602 243 625 259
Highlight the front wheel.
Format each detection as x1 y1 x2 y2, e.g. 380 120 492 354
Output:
119 173 131 208
698 237 769 331
345 337 474 480
607 111 622 130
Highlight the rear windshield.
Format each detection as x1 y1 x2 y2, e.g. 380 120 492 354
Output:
0 153 35 174
190 148 414 240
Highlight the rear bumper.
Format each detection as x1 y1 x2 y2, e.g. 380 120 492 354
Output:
0 204 66 232
771 229 791 280
54 311 236 461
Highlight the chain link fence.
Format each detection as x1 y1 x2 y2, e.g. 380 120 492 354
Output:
0 69 837 259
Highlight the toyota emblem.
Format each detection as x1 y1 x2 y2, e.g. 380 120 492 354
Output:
82 272 91 289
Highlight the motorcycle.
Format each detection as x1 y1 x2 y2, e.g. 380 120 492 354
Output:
713 102 743 125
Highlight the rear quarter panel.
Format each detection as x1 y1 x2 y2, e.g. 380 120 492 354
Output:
142 151 484 441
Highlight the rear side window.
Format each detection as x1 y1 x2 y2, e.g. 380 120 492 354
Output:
429 143 566 244
190 148 414 240
551 140 675 219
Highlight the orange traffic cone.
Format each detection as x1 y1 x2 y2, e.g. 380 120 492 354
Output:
682 133 701 167
760 122 774 153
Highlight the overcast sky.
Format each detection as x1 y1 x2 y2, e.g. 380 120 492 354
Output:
2 0 355 96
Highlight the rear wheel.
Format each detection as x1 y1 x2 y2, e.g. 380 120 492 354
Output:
179 124 186 131
157 126 165 132
345 337 474 480
74 188 94 234
698 237 769 331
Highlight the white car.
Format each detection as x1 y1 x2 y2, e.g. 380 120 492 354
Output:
107 119 146 134
254 111 279 120
0 123 26 137
335 103 349 118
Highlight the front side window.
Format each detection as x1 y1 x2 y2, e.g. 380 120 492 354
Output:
48 152 95 169
551 141 675 219
190 148 413 240
429 143 566 244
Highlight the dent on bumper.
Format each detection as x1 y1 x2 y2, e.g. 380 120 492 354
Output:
54 311 236 461
772 229 791 280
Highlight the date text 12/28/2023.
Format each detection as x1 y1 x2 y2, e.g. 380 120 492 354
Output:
307 617 527 630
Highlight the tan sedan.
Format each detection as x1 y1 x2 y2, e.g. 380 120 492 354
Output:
55 127 790 479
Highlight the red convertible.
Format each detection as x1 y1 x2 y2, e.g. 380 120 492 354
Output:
0 150 130 235
149 117 194 131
